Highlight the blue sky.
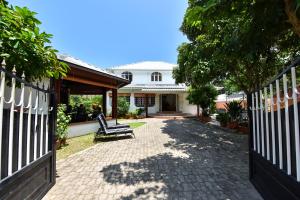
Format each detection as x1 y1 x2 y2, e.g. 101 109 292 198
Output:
8 0 188 68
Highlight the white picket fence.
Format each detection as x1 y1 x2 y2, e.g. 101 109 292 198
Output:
0 59 53 181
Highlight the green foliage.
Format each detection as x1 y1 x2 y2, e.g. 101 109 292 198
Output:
216 112 230 127
174 0 300 94
136 108 144 115
56 104 71 140
0 3 69 81
225 101 243 121
117 97 130 117
187 85 218 116
69 95 103 115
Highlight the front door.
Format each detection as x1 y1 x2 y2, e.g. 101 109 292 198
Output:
161 94 177 112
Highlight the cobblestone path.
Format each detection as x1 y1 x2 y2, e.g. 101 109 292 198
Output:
43 118 262 200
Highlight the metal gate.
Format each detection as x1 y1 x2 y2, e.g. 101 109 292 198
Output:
248 58 300 200
0 60 56 200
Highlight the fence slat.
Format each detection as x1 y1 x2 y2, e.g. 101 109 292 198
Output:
8 67 16 176
276 79 283 169
26 88 32 165
265 88 270 160
252 93 256 151
33 90 39 161
291 67 300 181
283 74 291 175
256 92 261 154
40 92 44 157
0 60 6 179
260 90 265 157
17 73 25 170
270 84 276 164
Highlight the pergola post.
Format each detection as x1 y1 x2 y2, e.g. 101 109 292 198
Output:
112 89 118 119
54 79 61 104
102 89 107 116
145 94 149 118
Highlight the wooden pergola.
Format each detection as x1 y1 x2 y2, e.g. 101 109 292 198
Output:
55 56 130 118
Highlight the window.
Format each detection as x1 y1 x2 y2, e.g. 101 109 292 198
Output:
121 71 133 81
135 96 155 107
151 72 162 82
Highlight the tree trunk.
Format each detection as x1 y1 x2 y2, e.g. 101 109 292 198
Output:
284 0 300 37
197 105 200 117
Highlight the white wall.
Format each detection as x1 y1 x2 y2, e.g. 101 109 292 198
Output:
113 69 175 85
179 93 197 115
106 92 159 114
107 92 197 115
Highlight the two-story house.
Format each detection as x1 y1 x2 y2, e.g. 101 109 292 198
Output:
106 61 197 116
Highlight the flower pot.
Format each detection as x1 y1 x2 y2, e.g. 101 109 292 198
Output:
56 139 61 150
238 126 249 134
199 116 211 123
227 121 239 129
61 138 67 146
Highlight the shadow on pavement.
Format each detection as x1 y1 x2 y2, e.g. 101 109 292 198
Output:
99 119 261 200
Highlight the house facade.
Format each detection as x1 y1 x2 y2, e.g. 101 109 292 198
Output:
107 61 197 116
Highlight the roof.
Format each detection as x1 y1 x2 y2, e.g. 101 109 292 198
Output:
110 61 177 71
58 54 129 83
119 84 187 92
216 92 246 102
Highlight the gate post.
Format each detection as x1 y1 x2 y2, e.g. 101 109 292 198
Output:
50 78 57 185
247 93 254 179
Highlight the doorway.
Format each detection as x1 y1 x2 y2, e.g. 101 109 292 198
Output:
161 94 177 112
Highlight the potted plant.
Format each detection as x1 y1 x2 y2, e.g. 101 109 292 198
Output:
225 101 243 129
56 104 71 148
216 112 230 127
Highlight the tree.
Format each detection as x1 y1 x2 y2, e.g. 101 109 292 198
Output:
186 85 218 117
174 0 300 94
117 97 130 117
284 0 300 37
0 3 69 82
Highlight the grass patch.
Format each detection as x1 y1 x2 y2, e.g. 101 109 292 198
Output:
128 122 146 129
56 122 146 160
56 133 95 160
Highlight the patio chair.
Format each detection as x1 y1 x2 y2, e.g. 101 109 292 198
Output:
99 113 130 129
96 115 135 138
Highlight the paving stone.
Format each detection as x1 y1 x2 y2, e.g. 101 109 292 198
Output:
43 118 262 200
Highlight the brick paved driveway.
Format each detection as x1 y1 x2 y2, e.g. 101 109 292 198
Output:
43 118 262 200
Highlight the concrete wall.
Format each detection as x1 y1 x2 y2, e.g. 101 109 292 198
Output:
67 122 98 138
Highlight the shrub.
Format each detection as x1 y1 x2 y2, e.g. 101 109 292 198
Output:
56 104 71 140
117 97 130 117
187 85 218 117
225 101 243 122
216 112 230 127
136 108 144 115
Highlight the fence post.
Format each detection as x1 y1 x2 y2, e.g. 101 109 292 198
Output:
291 67 300 181
17 72 25 170
248 93 254 179
276 79 283 169
283 74 291 175
270 84 276 165
264 87 270 161
260 90 265 157
49 78 57 184
0 60 6 179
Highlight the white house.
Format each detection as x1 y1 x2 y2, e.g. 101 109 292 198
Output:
106 61 197 116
